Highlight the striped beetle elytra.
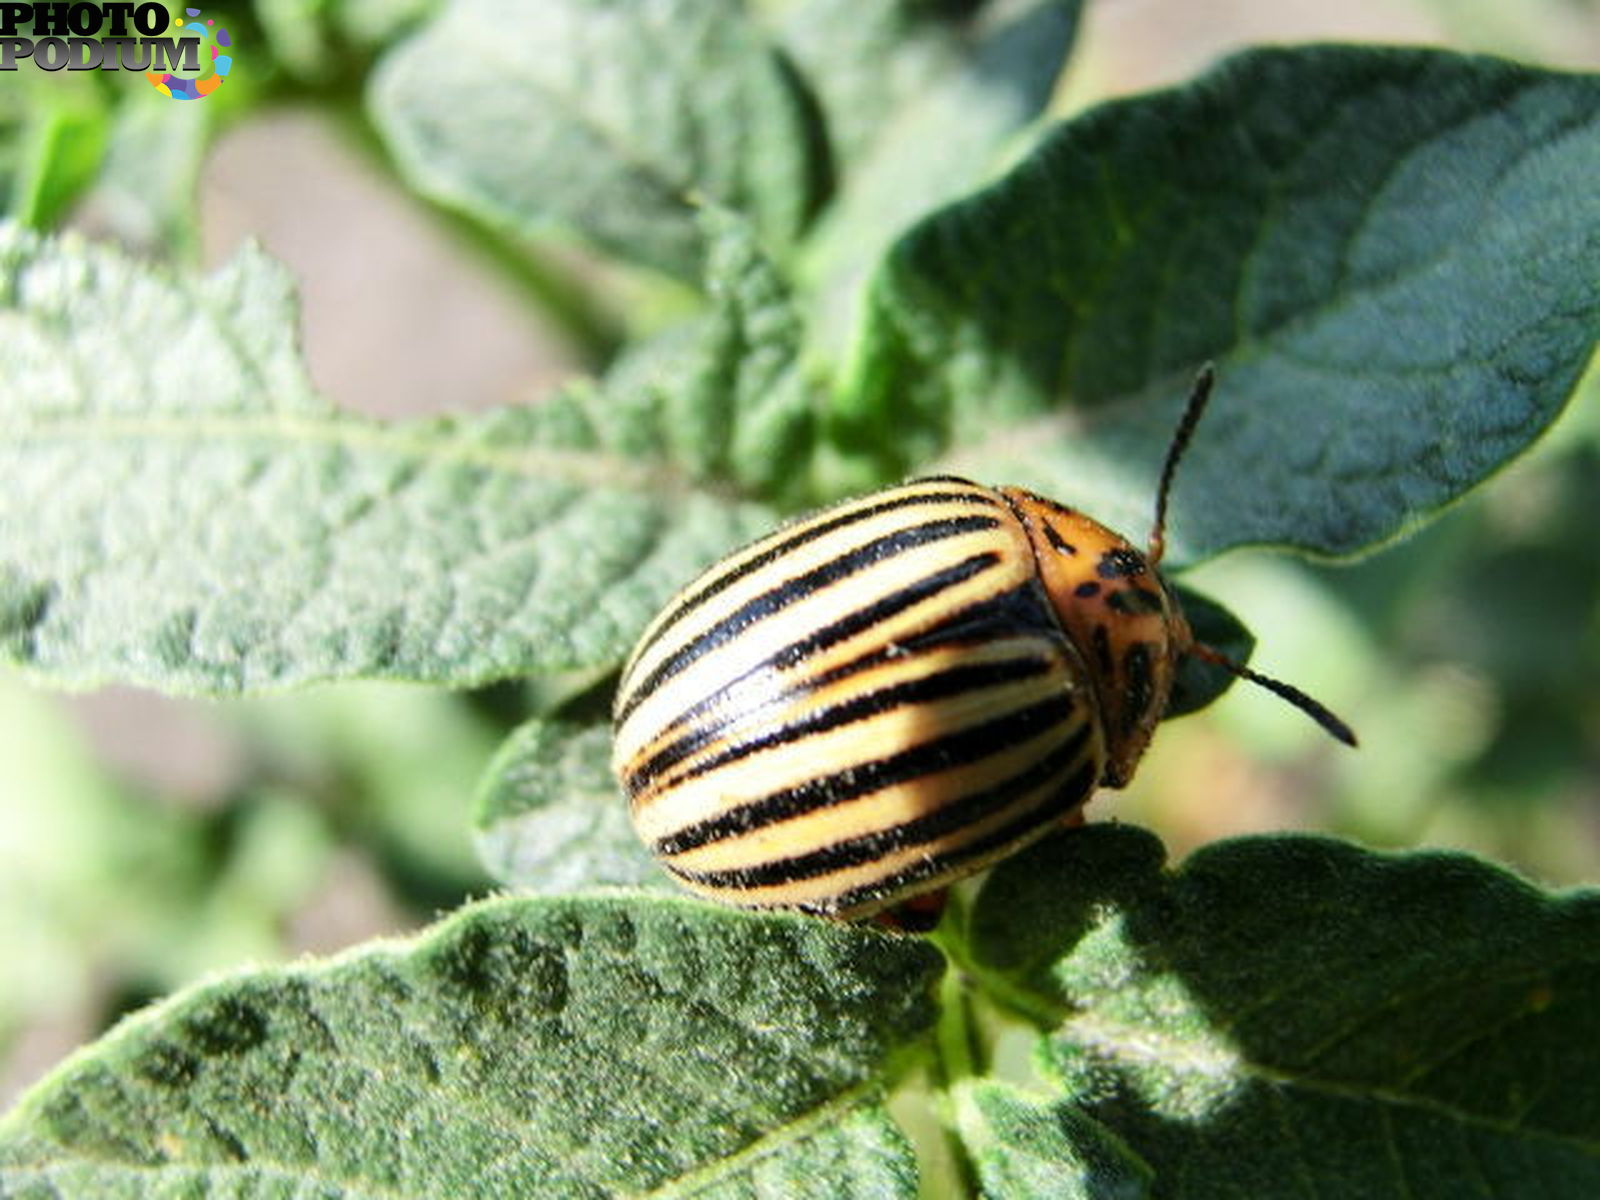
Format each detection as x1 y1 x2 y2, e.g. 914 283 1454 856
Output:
612 368 1355 920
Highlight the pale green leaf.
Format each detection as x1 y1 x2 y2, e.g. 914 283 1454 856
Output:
954 1080 1152 1200
257 0 441 79
474 716 670 896
968 825 1600 1196
72 88 213 258
793 0 1081 352
836 48 1600 563
604 205 814 498
0 226 774 693
0 896 942 1197
370 0 825 281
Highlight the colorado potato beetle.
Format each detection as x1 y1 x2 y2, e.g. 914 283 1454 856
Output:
612 368 1355 920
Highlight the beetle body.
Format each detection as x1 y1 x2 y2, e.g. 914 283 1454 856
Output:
612 368 1355 921
611 477 1188 919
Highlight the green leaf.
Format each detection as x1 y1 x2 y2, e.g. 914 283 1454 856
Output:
0 226 775 693
836 48 1600 563
607 205 815 498
0 74 110 229
0 896 942 1197
968 825 1600 1196
474 716 671 895
71 90 213 258
1164 584 1253 720
791 0 1081 352
953 1080 1153 1199
370 0 826 281
256 0 442 79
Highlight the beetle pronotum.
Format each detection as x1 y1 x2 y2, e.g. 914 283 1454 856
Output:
612 367 1355 919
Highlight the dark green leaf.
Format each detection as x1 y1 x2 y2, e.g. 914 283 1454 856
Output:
474 716 670 895
0 896 942 1196
1164 585 1254 720
954 1080 1153 1199
370 0 825 281
968 824 1600 1196
836 48 1600 562
0 227 775 693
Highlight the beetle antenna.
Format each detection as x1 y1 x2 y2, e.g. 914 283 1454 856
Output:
1188 642 1358 747
1147 363 1216 569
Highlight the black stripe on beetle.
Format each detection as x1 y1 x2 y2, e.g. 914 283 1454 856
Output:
669 720 1094 890
627 554 1011 778
617 512 1004 722
647 654 1057 791
626 487 1002 671
818 758 1100 915
653 694 1073 856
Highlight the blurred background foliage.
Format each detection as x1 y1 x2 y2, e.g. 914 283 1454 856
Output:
2 0 1597 1106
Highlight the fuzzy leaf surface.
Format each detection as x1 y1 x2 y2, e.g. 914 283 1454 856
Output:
0 896 942 1197
371 0 824 281
953 1080 1152 1200
837 48 1600 563
0 227 774 693
790 0 1080 351
474 716 671 896
968 825 1600 1196
608 206 814 499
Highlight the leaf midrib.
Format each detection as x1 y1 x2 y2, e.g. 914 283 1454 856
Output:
0 412 725 500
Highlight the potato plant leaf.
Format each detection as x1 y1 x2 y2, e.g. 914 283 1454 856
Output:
370 0 825 281
474 716 670 895
953 1080 1153 1199
836 47 1600 564
790 0 1081 351
0 226 778 693
967 825 1600 1197
0 896 942 1196
616 205 814 499
1163 584 1254 720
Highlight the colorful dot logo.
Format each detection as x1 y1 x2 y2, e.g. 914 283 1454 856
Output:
147 7 232 100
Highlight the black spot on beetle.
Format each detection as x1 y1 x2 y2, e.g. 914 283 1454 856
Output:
1091 624 1114 676
1123 643 1155 736
1107 586 1165 616
1074 581 1101 598
1096 548 1147 580
1044 524 1077 556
